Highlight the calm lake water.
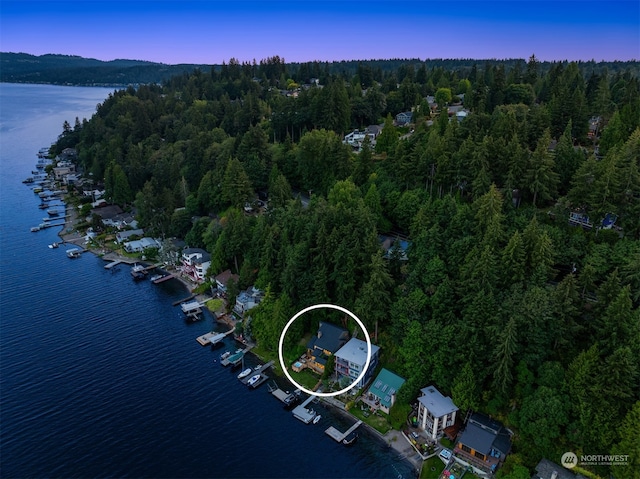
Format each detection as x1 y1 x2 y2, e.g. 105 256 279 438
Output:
0 83 415 479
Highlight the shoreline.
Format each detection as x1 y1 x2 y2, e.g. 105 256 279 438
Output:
55 195 421 475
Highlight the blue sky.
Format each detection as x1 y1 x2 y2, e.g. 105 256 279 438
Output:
1 1 638 64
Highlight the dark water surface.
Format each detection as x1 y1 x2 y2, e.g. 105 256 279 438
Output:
0 83 415 479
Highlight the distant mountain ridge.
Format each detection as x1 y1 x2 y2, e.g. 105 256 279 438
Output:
2 52 638 87
0 52 211 86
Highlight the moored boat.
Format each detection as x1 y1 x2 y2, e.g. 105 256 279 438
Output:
131 263 147 280
237 368 252 379
66 248 82 259
312 415 322 425
342 432 358 446
247 374 261 387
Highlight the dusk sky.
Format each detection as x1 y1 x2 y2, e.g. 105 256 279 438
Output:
1 1 638 65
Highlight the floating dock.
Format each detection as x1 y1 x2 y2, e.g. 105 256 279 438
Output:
104 260 123 269
239 361 274 389
270 385 301 408
173 294 196 306
196 329 234 346
220 345 253 367
292 395 318 424
153 273 175 284
325 420 363 442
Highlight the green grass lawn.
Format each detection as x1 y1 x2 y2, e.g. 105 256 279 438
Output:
291 368 321 390
421 455 445 479
350 405 392 434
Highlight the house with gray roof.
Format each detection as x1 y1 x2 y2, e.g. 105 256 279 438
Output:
334 337 380 390
124 237 160 253
366 368 405 414
306 322 349 375
182 248 212 283
417 385 458 440
533 459 586 479
455 412 511 473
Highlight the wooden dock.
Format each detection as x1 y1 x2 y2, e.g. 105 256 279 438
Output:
325 420 363 442
239 361 274 385
153 273 175 284
220 345 253 367
292 395 318 424
173 293 196 306
196 329 234 346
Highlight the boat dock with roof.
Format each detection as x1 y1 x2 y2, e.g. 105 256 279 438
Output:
325 420 363 442
220 345 253 367
181 300 204 320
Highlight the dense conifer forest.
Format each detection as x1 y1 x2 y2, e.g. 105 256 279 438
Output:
51 55 639 476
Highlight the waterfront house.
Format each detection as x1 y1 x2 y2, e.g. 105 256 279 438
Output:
416 385 458 440
233 286 263 316
215 269 239 294
116 228 144 243
306 322 349 374
124 237 160 254
182 248 211 283
334 338 380 390
454 412 511 472
365 368 405 414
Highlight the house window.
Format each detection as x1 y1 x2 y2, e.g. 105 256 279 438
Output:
460 444 471 454
473 451 486 461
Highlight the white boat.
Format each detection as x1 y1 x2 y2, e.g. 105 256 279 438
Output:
31 226 40 232
66 248 81 259
247 374 261 386
312 415 321 424
254 364 262 371
48 242 59 249
237 368 252 379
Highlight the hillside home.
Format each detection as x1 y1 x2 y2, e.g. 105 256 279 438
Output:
395 111 413 126
533 459 587 479
416 385 458 440
214 269 239 294
334 338 380 389
233 286 263 316
306 322 349 374
366 368 405 414
455 412 511 473
182 248 211 283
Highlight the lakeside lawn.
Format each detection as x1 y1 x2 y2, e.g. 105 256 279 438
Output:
350 404 392 434
420 456 445 479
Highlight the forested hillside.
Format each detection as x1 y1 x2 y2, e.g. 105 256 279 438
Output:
53 55 640 476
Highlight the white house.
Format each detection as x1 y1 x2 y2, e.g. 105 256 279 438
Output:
181 248 211 283
124 237 160 253
233 286 263 316
417 385 458 440
334 337 380 389
116 228 144 243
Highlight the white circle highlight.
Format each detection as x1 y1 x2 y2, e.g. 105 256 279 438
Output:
278 303 371 398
